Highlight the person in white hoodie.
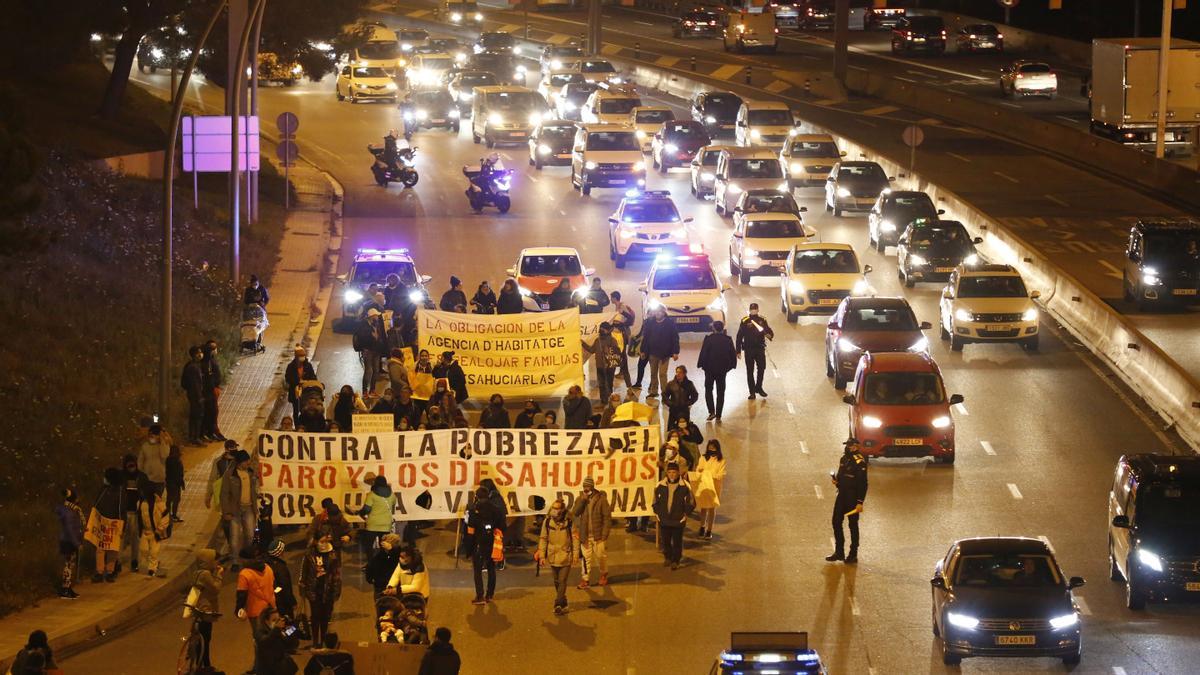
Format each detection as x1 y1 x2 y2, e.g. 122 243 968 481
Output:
383 546 430 599
695 440 727 539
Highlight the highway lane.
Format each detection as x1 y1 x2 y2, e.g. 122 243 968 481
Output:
376 1 1200 384
89 64 1200 674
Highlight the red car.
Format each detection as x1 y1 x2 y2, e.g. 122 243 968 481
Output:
842 352 962 465
824 296 931 389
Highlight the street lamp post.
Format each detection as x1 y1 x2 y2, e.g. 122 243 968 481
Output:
1154 0 1173 159
159 0 229 420
229 0 268 285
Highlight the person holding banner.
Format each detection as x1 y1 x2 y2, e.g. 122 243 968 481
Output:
433 352 469 405
577 277 611 314
479 393 511 428
470 280 498 314
497 277 524 314
440 276 469 313
327 385 369 433
562 385 593 430
582 321 622 402
386 348 411 396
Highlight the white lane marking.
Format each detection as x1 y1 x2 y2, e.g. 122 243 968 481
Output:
895 76 919 84
980 440 996 456
953 402 969 416
786 401 796 415
993 171 1019 184
634 20 654 26
1113 667 1127 675
800 440 809 454
1056 115 1079 124
1007 483 1023 500
946 152 972 163
1075 596 1092 615
849 595 861 616
772 367 781 379
1044 194 1069 207
998 101 1022 109
813 485 823 499
528 174 539 183
855 118 878 127
1098 260 1124 280
559 209 568 216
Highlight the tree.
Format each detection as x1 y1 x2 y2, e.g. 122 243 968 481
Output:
96 0 197 120
0 0 94 74
0 86 48 256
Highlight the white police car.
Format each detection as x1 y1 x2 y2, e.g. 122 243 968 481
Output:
639 252 729 332
608 190 695 268
712 632 826 674
338 248 432 318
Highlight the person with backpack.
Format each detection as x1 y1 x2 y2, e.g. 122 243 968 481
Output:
355 308 389 397
303 632 354 674
190 548 224 671
537 498 577 614
352 475 397 561
466 486 502 605
265 539 297 620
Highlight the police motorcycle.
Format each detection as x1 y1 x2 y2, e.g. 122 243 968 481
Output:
368 130 420 188
463 152 513 213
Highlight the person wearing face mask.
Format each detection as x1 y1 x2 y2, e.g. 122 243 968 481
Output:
181 345 206 445
653 461 694 570
387 348 411 398
220 450 260 564
433 351 469 404
285 346 317 423
827 438 868 564
200 339 225 441
582 321 622 402
471 280 498 314
479 393 511 428
137 423 170 495
371 387 399 417
695 440 726 539
392 389 421 430
427 378 459 421
609 311 634 389
327 384 368 432
639 307 680 399
440 275 469 313
571 476 612 589
537 499 577 614
696 320 738 422
671 416 704 470
736 302 774 400
497 277 524 314
514 399 541 428
562 385 593 430
577 277 611 314
663 365 699 429
300 530 342 649
366 533 402 596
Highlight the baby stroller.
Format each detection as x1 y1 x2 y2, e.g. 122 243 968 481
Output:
295 380 327 432
375 593 430 645
240 303 269 354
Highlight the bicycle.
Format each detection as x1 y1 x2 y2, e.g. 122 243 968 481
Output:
178 604 221 675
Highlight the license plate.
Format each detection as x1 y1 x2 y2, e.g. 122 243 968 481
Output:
611 179 627 185
510 132 526 137
641 247 660 253
935 267 955 273
1172 288 1197 295
556 154 571 159
769 261 785 267
1186 582 1200 591
987 324 1011 332
913 37 926 42
995 635 1036 646
979 42 994 47
675 317 701 323
894 438 922 446
818 299 840 305
431 119 445 124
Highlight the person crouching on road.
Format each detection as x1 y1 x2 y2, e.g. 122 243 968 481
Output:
695 440 727 539
572 476 611 589
300 529 343 649
653 462 695 570
538 499 577 615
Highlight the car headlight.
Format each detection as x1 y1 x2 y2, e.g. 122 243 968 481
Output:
909 254 928 266
291 64 303 75
671 228 687 238
852 279 870 296
931 416 951 429
909 336 929 352
455 52 467 63
789 128 800 137
636 130 647 139
1021 308 1038 322
610 77 623 84
551 59 563 69
750 129 761 139
701 171 715 180
788 280 805 295
954 308 973 323
837 337 859 353
402 111 414 121
451 12 463 21
1049 613 1079 630
514 71 525 81
459 91 473 100
538 143 552 155
947 612 979 630
880 220 896 232
518 286 532 297
408 290 424 303
416 109 428 120
836 187 852 198
633 161 645 171
778 182 790 192
585 161 597 170
355 82 368 89
705 115 716 124
401 43 413 51
528 112 542 125
488 112 503 125
647 298 663 310
572 287 588 299
726 183 742 194
619 227 635 239
1137 549 1163 572
963 253 980 266
665 143 679 153
475 12 483 20
790 161 803 173
706 297 726 312
744 247 759 259
1142 267 1161 286
344 289 364 304
561 100 576 111
861 415 883 429
449 108 461 118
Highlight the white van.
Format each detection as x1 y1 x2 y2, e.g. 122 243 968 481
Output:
712 147 787 215
736 100 793 148
570 124 646 195
723 11 778 53
471 86 548 147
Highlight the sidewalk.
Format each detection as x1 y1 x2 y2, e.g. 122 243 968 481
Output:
0 160 343 670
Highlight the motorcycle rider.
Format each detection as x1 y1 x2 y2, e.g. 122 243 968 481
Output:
382 129 400 173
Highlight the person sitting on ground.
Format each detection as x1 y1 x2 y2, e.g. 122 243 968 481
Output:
303 632 354 675
10 630 57 674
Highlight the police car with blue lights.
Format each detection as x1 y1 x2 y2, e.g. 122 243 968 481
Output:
711 632 825 674
639 251 729 331
608 190 695 268
338 248 432 318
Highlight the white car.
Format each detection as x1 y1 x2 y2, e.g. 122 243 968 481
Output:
398 29 431 53
938 263 1041 351
630 106 675 152
579 58 623 84
339 247 433 318
782 133 843 187
406 53 455 89
541 44 585 71
335 64 398 103
780 243 872 321
690 145 729 198
735 100 793 148
608 190 695 268
640 253 729 332
538 69 584 107
999 60 1057 98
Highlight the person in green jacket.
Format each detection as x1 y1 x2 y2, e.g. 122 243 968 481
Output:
352 475 397 562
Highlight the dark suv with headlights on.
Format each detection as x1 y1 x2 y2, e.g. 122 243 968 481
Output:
691 91 743 138
956 23 1003 53
932 537 1084 665
867 190 942 252
897 219 982 287
824 296 931 390
1109 453 1200 609
1122 218 1200 310
675 10 722 38
892 16 947 55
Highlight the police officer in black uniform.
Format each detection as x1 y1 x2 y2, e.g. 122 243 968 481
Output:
827 438 868 564
735 302 774 400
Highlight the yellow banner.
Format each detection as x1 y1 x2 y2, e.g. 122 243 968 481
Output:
417 308 583 398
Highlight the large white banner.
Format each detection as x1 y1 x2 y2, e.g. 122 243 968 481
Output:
256 427 661 524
